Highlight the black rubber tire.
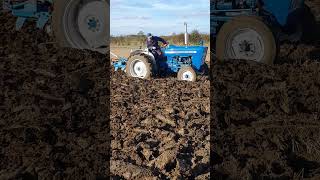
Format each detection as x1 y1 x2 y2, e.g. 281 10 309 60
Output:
177 66 197 82
301 4 318 41
52 0 109 50
129 50 158 74
126 55 153 79
216 16 277 64
200 63 209 75
52 0 84 48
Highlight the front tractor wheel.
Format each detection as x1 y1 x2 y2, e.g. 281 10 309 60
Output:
216 16 277 64
177 66 197 82
126 55 153 79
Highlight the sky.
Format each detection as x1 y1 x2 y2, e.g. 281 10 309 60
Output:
110 0 210 36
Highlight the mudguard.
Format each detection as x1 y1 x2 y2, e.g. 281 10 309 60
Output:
129 49 158 72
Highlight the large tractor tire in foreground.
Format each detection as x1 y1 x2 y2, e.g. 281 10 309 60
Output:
52 0 109 53
216 16 277 64
126 55 153 79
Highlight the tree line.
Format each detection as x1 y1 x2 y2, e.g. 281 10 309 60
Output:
111 30 210 47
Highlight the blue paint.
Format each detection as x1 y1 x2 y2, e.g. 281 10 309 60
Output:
112 44 208 76
5 0 51 30
211 0 306 37
163 45 208 72
88 18 97 29
112 58 128 72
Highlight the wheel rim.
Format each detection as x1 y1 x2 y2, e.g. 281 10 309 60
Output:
225 28 265 62
63 0 108 50
181 71 194 81
77 1 108 48
130 60 148 78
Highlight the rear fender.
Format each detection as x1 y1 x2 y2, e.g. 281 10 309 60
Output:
129 49 158 72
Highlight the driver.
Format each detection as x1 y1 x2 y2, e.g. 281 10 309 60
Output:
146 33 168 60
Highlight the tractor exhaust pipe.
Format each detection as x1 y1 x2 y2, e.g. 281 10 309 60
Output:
184 22 188 46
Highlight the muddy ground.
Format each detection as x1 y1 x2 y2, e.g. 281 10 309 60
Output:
0 12 210 179
211 34 320 180
109 31 210 180
2 2 320 179
210 2 320 179
0 13 110 179
110 72 210 179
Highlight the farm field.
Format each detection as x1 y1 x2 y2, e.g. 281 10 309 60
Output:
1 0 320 179
212 42 320 178
211 1 320 176
110 45 210 178
0 12 110 179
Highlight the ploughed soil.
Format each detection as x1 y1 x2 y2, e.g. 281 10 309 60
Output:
0 13 110 179
211 2 320 179
0 12 210 179
2 1 320 179
110 72 210 179
211 37 320 179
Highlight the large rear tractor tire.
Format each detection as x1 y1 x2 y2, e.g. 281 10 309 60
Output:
284 4 317 42
216 16 277 64
200 63 209 75
301 4 318 41
126 55 153 79
52 0 109 53
177 66 197 82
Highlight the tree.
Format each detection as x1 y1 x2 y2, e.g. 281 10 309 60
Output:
189 29 202 44
137 31 144 36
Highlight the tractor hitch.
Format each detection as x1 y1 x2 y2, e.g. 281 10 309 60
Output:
3 0 52 30
111 51 128 71
112 58 127 72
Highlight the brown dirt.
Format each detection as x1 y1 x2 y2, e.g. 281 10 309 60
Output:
211 41 320 179
109 36 210 179
110 40 210 179
0 13 110 179
110 71 210 179
211 4 320 178
2 1 320 179
0 12 210 179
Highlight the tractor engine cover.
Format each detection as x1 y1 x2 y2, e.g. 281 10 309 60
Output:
163 45 208 72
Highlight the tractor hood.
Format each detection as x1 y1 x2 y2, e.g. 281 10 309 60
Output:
163 45 208 71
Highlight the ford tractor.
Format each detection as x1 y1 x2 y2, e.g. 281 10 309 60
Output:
211 0 317 64
112 43 208 82
2 0 109 53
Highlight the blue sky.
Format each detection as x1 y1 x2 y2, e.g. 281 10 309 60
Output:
110 0 210 36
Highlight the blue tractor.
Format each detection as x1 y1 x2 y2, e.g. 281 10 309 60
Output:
211 0 317 64
2 0 109 53
3 0 317 69
112 44 208 82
